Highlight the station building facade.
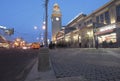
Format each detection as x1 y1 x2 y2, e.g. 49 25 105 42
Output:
55 0 120 48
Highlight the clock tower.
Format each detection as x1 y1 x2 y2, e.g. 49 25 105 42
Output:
51 3 62 43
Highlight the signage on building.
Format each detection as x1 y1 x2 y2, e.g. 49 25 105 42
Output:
96 24 116 35
99 24 116 32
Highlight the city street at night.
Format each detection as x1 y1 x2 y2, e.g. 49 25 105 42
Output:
1 0 120 81
0 48 38 81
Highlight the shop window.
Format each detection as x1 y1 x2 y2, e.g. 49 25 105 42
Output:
116 5 120 22
98 33 117 44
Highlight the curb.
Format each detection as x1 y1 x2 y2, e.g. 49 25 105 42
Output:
15 58 37 81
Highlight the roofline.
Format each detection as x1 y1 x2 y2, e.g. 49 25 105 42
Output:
66 0 114 26
92 0 114 14
84 0 114 19
67 13 86 26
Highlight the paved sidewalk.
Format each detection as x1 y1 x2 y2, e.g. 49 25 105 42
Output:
25 59 56 81
25 48 120 81
38 76 88 81
50 48 120 81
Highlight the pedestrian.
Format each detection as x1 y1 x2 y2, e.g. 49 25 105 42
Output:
49 41 53 49
52 43 56 49
79 42 81 48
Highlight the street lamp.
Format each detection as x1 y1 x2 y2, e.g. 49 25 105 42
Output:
42 25 46 30
34 26 38 30
42 21 46 47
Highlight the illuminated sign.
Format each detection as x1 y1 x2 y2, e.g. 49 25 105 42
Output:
99 24 116 32
96 24 116 35
96 29 114 35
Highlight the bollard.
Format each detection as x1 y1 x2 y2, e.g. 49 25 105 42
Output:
38 48 50 72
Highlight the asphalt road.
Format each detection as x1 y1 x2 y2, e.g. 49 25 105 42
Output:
0 48 39 81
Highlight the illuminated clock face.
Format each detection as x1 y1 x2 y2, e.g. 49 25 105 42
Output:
56 17 59 21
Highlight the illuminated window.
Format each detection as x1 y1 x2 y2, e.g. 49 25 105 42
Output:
98 33 117 44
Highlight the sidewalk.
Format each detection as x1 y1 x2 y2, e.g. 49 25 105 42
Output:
24 59 88 81
25 48 120 81
25 58 56 81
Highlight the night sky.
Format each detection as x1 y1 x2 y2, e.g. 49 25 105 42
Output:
0 0 110 42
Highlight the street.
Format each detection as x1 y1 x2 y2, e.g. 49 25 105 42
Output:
1 48 120 81
50 48 120 81
0 48 38 81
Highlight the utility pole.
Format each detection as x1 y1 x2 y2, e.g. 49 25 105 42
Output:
44 0 49 47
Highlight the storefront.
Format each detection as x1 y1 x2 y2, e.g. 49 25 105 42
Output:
98 33 116 44
56 31 65 47
95 24 117 47
65 34 71 47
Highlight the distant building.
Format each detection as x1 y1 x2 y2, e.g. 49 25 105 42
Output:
0 26 14 42
51 3 62 43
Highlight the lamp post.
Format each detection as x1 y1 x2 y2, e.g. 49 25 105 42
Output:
44 0 49 47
